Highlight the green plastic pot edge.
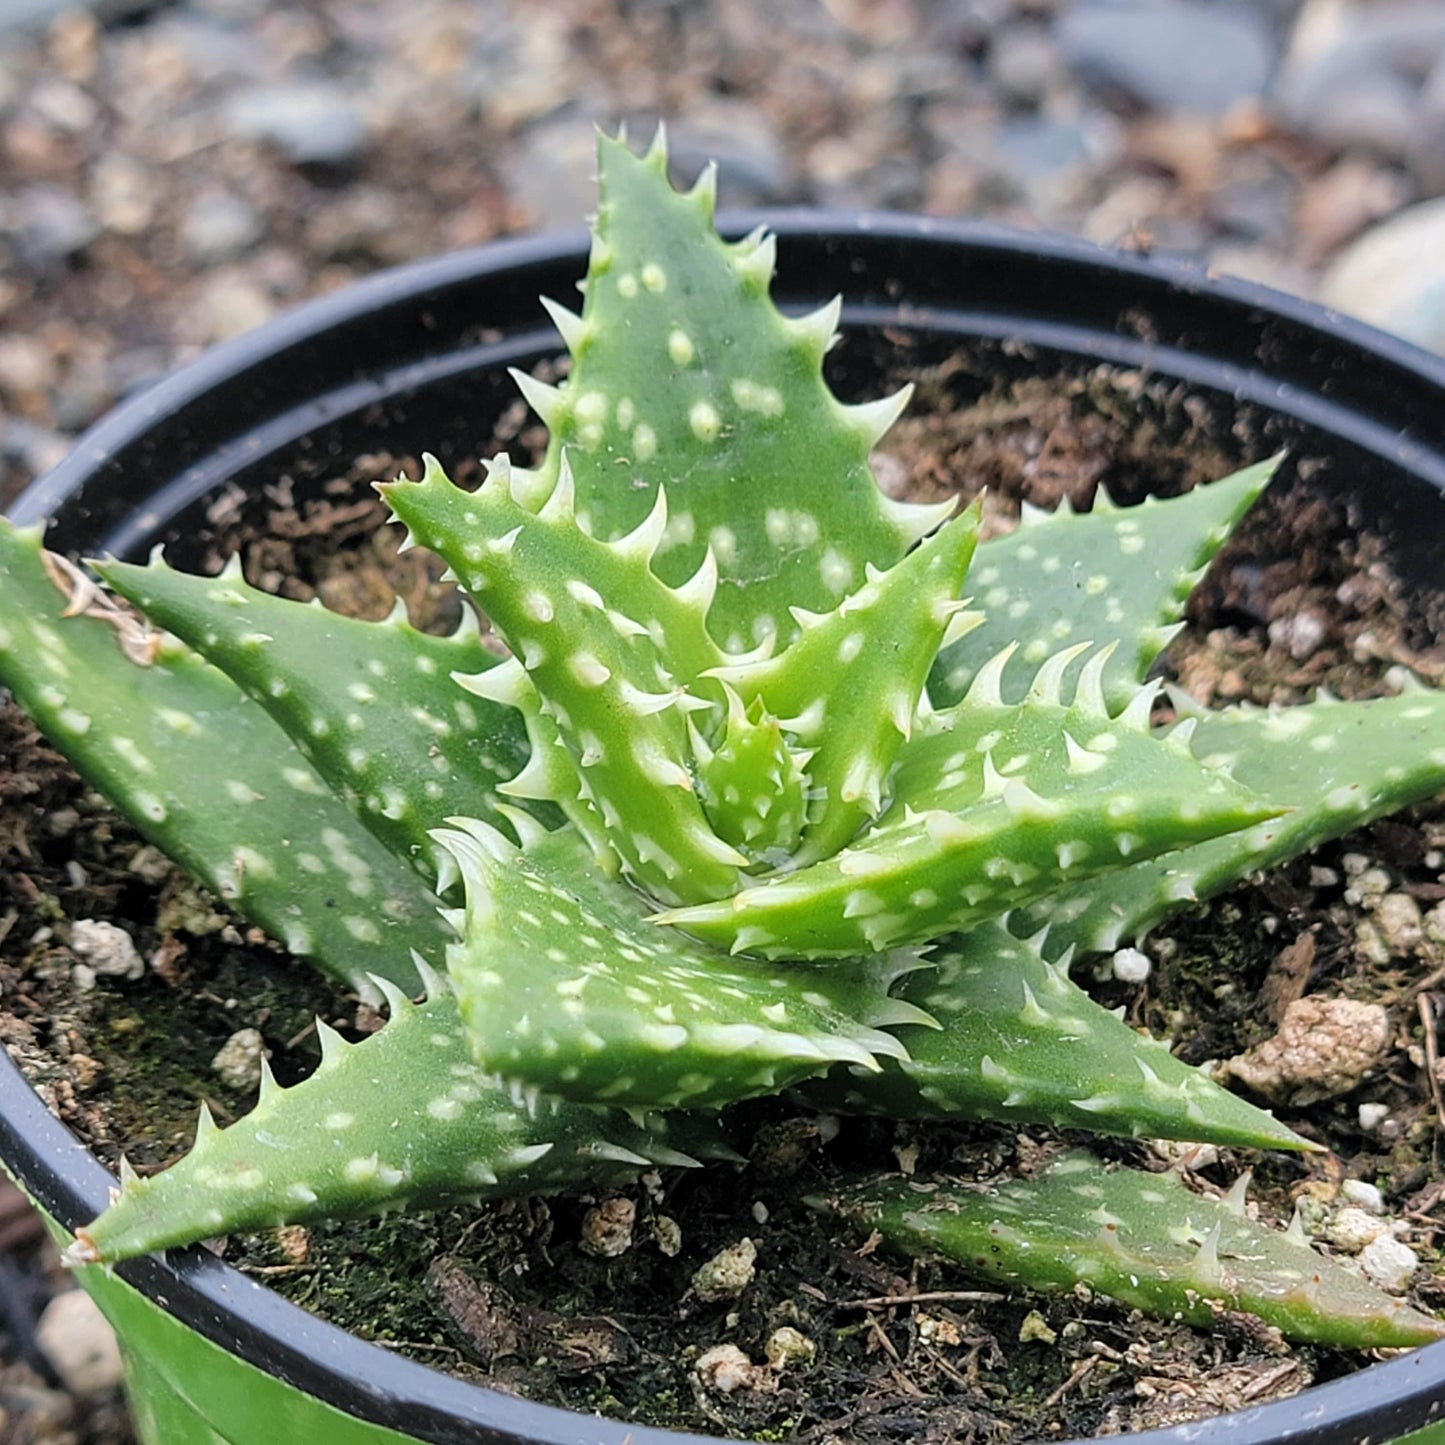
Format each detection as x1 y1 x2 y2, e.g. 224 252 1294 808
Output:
1394 1428 1445 1445
27 1204 418 1445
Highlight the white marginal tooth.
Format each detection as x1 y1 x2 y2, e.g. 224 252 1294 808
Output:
869 998 940 1031
539 452 577 521
618 680 685 716
1191 1221 1223 1282
879 493 956 548
647 1145 703 1169
673 691 715 715
672 545 718 614
314 1019 346 1068
1019 499 1051 526
497 748 560 801
692 829 749 868
508 368 568 430
787 605 829 630
1118 679 1161 731
1072 646 1110 716
965 642 1018 708
842 384 913 446
453 657 529 707
440 814 519 866
118 1155 140 1187
1166 716 1199 754
434 847 460 896
257 1056 281 1101
614 484 669 561
540 296 590 354
778 697 826 739
790 294 841 358
494 802 550 850
218 552 245 579
584 1141 653 1167
411 953 448 999
1163 682 1206 718
1026 641 1092 706
980 750 1007 802
936 604 982 650
1002 776 1060 820
734 229 776 288
686 716 715 767
889 691 913 739
484 451 513 493
369 973 412 1018
689 159 717 218
1285 1206 1309 1245
1221 1170 1251 1217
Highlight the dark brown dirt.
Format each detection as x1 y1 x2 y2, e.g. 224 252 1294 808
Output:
3 353 1445 1443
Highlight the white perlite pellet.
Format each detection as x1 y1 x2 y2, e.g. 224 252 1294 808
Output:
69 919 143 980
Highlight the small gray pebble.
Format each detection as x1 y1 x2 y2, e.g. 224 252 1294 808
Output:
223 83 366 167
180 192 264 265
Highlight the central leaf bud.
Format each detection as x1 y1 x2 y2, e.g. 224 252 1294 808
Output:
692 688 808 865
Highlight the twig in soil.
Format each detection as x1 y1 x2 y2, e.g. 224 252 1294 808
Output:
864 1313 902 1363
1417 994 1445 1132
839 1289 1006 1310
1040 1355 1097 1410
1401 963 1445 1006
918 1341 973 1392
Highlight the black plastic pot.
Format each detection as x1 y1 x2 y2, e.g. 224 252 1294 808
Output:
6 214 1445 1445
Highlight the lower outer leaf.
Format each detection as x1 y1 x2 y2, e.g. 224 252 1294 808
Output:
70 981 732 1264
0 522 439 994
816 1151 1445 1350
439 818 932 1110
804 919 1310 1151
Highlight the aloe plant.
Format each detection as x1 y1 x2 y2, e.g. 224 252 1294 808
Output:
4 131 1445 1356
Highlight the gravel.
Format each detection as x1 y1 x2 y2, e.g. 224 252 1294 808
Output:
1 0 1442 516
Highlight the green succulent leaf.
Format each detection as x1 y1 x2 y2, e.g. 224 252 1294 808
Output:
72 970 733 1264
932 458 1277 709
504 130 951 651
1028 684 1445 954
0 520 439 993
438 814 932 1110
660 650 1281 959
96 551 544 880
811 918 1310 1151
818 1150 1445 1349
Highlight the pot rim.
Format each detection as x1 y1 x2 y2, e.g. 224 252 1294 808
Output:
5 209 1445 1445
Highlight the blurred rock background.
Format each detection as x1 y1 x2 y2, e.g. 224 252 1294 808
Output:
1 0 1444 1436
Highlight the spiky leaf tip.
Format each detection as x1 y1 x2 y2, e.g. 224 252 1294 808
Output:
811 919 1312 1152
70 971 733 1264
507 129 949 651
